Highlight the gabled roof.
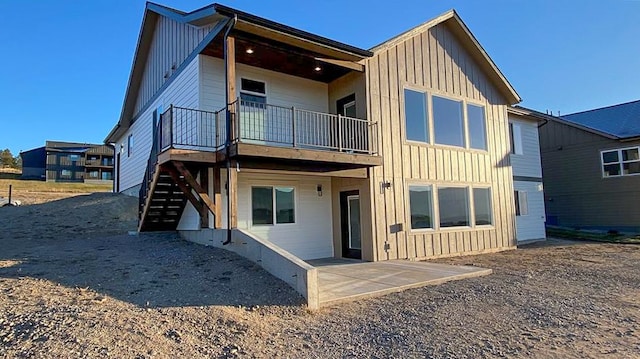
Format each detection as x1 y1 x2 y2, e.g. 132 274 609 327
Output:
560 100 640 140
370 10 521 105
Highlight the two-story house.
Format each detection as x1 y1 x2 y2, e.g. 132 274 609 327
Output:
105 3 523 266
539 100 640 233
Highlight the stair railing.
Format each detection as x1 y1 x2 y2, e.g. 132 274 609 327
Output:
138 110 165 220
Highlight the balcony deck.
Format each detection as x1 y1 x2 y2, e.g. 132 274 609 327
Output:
157 102 381 171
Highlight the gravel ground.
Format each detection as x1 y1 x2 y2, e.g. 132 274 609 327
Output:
1 193 639 358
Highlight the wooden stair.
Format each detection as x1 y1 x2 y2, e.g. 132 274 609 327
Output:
138 165 188 231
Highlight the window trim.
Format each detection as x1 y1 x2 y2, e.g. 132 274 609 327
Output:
436 185 472 230
509 122 523 155
406 183 435 233
515 190 529 216
600 146 640 178
127 134 134 157
250 185 297 227
471 186 493 227
401 84 489 153
239 77 267 102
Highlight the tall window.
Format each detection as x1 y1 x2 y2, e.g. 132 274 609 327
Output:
473 187 492 225
467 104 487 150
252 186 295 225
509 122 523 155
404 89 429 143
127 134 134 157
514 190 528 216
433 96 465 147
602 147 640 177
438 187 470 227
409 185 433 229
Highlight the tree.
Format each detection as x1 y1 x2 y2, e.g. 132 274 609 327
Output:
13 154 22 169
0 149 16 168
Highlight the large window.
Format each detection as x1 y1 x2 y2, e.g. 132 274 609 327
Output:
409 185 433 229
438 187 469 227
467 104 487 150
473 187 492 225
252 186 295 225
404 89 429 143
433 96 465 147
602 147 640 177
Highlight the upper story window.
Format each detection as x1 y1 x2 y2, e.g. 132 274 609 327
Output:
403 89 487 151
240 78 266 104
509 122 523 155
404 89 429 143
433 96 465 147
601 147 640 177
127 134 134 157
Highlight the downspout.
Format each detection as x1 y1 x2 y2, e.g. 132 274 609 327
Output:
223 15 237 245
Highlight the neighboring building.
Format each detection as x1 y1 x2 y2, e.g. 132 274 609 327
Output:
539 100 640 233
20 141 114 184
507 107 548 243
105 3 523 264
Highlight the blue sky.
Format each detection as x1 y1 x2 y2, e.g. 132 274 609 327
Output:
0 0 638 155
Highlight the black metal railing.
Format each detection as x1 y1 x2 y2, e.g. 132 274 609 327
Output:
138 116 162 220
160 105 226 152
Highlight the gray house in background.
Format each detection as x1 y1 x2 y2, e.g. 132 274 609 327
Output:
20 141 115 184
538 100 640 233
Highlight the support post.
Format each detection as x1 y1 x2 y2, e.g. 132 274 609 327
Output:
213 167 222 229
8 184 12 205
228 161 238 229
226 36 236 141
199 167 209 228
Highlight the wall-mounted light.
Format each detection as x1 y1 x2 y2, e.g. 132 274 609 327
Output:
380 180 392 194
317 184 323 197
314 66 322 72
246 48 254 54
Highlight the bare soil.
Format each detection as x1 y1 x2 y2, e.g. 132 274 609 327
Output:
1 193 639 358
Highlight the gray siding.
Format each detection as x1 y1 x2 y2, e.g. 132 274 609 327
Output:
133 16 215 116
509 115 542 178
539 120 640 231
367 22 516 261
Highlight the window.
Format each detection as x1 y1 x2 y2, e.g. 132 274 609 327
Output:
61 170 72 179
509 122 523 155
514 190 528 216
404 89 429 143
433 96 465 147
473 188 492 225
69 154 80 161
241 78 265 94
602 147 640 177
127 134 134 157
409 185 433 229
251 186 295 225
468 104 487 150
438 187 469 227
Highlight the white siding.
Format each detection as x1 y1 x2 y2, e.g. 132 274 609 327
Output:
199 55 329 112
134 16 216 115
116 56 200 193
510 117 543 178
514 180 546 241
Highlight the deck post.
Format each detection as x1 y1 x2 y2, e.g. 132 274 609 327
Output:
168 104 174 149
338 114 343 152
292 106 296 147
213 167 222 229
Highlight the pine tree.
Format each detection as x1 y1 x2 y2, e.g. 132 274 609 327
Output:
0 149 16 168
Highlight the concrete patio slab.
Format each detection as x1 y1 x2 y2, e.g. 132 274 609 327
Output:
307 259 492 306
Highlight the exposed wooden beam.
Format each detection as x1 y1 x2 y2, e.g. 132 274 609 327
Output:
198 166 209 228
226 35 237 141
165 165 204 217
315 57 364 72
232 143 383 167
172 161 220 223
228 160 238 228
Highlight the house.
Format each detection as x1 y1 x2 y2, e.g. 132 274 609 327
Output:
507 106 548 243
20 141 115 184
538 100 640 233
105 2 523 302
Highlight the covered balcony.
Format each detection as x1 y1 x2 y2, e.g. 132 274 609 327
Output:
157 100 381 171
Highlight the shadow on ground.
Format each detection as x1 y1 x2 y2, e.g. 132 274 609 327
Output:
0 194 304 308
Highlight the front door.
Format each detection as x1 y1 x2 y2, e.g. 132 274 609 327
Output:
340 190 362 259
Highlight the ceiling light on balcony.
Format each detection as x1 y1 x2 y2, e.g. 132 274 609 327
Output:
314 66 322 72
246 48 254 54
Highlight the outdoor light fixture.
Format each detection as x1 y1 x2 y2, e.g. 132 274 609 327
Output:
380 180 392 194
317 184 323 197
314 66 322 72
246 48 254 54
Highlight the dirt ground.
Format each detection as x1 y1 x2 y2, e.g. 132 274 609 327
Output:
1 193 639 358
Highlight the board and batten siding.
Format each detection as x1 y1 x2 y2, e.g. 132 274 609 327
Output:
117 56 200 194
539 120 640 231
367 22 516 261
199 55 329 113
133 16 216 116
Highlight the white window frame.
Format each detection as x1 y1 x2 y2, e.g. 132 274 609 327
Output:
407 183 435 232
401 85 488 153
250 185 297 226
510 122 523 155
601 146 640 178
472 186 494 227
